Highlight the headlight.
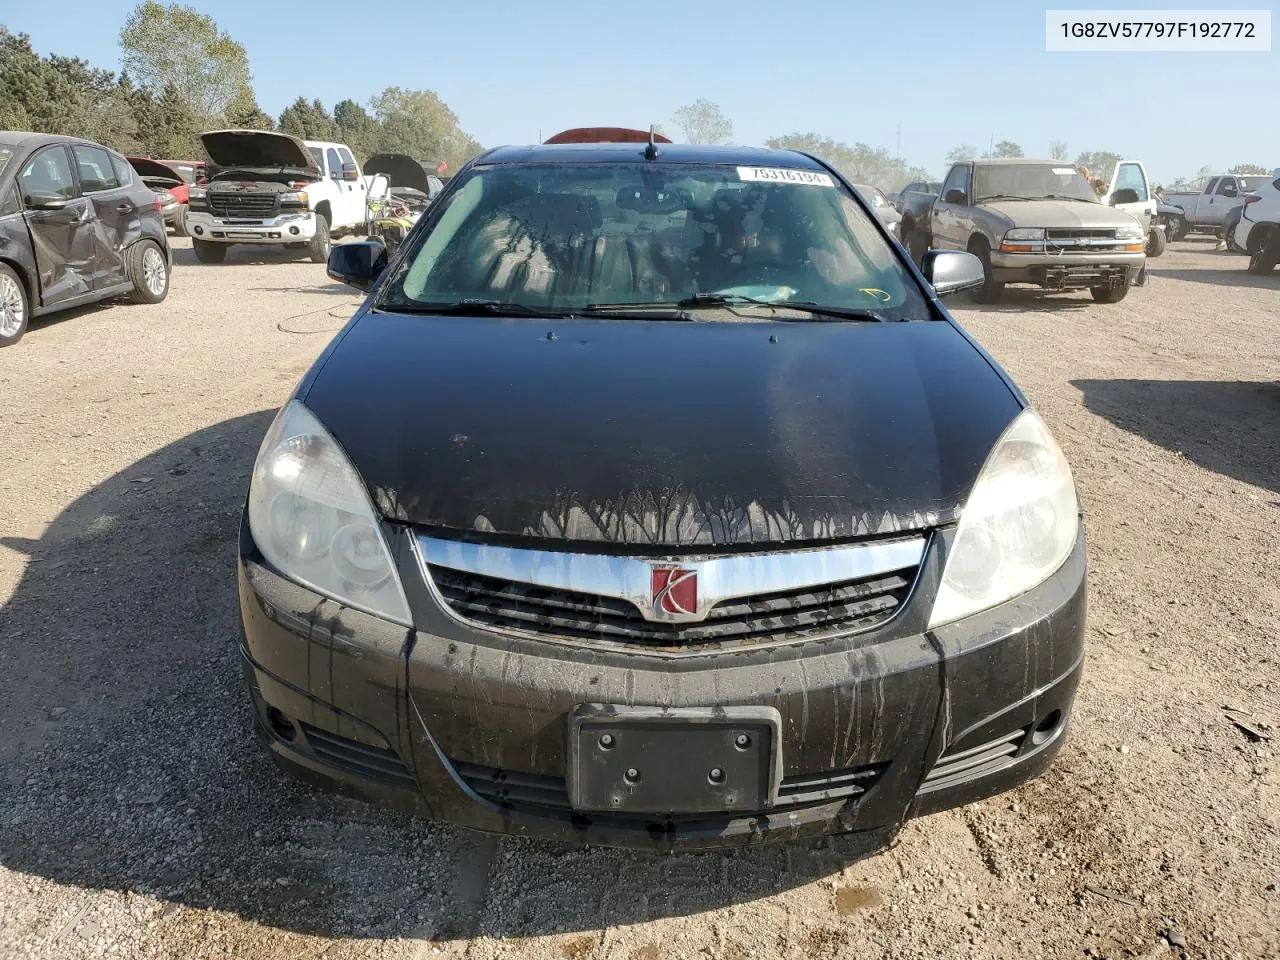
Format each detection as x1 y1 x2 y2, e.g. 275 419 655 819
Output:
928 409 1078 629
280 191 309 206
188 187 206 200
247 401 412 625
1004 228 1046 241
1114 224 1144 241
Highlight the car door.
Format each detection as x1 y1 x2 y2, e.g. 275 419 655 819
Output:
1105 160 1153 231
326 146 359 227
17 144 95 307
70 143 132 287
1208 177 1239 224
932 164 971 249
337 147 367 223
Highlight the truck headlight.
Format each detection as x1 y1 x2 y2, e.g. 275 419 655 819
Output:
248 401 412 625
1114 225 1143 241
1004 228 1046 241
928 409 1079 629
187 187 207 210
280 191 309 206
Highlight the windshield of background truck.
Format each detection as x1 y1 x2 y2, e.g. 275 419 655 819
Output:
1238 176 1268 193
974 163 1098 202
382 162 930 320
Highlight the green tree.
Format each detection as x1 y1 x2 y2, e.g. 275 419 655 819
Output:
672 99 733 145
1049 140 1069 161
988 140 1023 158
766 133 929 191
334 98 379 161
120 1 251 119
945 143 979 164
225 86 273 130
370 86 482 171
1228 163 1269 175
278 97 339 141
130 83 201 158
1074 151 1121 178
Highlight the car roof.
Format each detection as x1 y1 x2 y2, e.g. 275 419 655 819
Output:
970 157 1067 166
476 142 830 170
0 131 105 150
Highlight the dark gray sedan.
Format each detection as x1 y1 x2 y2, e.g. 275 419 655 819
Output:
0 132 172 347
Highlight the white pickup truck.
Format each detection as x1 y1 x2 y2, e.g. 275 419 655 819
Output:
185 130 380 264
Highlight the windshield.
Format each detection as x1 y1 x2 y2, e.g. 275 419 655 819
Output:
380 162 929 321
1238 176 1267 193
973 163 1098 202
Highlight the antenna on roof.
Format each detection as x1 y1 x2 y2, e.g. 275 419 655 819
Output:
644 124 661 161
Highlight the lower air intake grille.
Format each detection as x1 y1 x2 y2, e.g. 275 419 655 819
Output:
428 566 915 650
300 724 416 788
921 728 1029 792
453 760 886 822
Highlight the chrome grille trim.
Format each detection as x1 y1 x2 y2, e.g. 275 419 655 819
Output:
415 535 926 625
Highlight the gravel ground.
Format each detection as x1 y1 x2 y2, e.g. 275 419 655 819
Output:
0 238 1277 960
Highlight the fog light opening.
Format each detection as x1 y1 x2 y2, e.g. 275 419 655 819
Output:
192 225 204 235
267 706 297 742
1031 709 1063 746
289 226 301 236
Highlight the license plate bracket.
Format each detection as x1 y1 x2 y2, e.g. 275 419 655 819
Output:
567 704 782 815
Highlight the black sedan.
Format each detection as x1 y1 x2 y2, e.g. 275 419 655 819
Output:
0 132 172 347
238 141 1086 851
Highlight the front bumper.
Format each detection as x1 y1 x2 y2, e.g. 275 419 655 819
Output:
238 519 1087 851
990 250 1145 289
185 210 316 243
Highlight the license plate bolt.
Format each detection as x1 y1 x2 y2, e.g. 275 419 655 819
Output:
598 734 615 750
624 767 641 784
734 734 751 750
709 767 725 784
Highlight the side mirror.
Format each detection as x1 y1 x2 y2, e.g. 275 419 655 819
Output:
1109 188 1140 205
944 188 967 205
24 191 69 211
921 250 985 297
327 240 388 292
341 162 359 182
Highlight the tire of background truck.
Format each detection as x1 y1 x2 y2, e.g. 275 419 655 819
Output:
967 241 1004 304
309 214 331 264
1222 211 1243 253
192 239 227 264
0 263 30 348
127 240 170 304
172 203 189 238
1246 229 1279 274
1170 215 1188 241
1090 283 1130 303
1146 226 1167 258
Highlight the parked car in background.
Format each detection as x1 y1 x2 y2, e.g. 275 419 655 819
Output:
158 159 206 186
127 156 192 236
853 183 902 235
1101 160 1163 257
1232 168 1280 274
240 139 1086 852
363 152 446 252
1164 174 1272 239
0 132 172 347
185 130 381 264
900 158 1147 303
894 179 941 214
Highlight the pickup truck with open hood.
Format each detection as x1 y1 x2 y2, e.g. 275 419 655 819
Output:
899 158 1148 304
185 130 380 264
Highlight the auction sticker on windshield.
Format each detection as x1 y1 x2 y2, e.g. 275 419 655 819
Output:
737 167 834 187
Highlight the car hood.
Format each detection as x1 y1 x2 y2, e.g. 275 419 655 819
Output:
126 157 184 183
302 314 1021 549
981 199 1141 229
200 129 320 174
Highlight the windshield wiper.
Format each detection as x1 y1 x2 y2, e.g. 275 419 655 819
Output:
586 294 889 323
380 298 564 317
1034 194 1098 203
974 194 1032 202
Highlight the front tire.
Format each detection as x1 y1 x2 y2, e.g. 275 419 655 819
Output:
0 263 30 348
968 241 1004 304
192 239 227 264
1090 283 1130 303
128 240 170 304
172 203 189 237
309 214 331 263
1146 226 1167 258
1170 215 1188 241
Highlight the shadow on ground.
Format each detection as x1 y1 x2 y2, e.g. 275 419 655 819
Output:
1073 378 1280 494
172 246 321 268
0 413 885 943
958 286 1095 314
1146 266 1278 288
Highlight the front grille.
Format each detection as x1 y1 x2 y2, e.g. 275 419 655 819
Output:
428 565 915 649
209 191 278 219
454 759 885 822
921 728 1029 791
1045 228 1116 239
299 723 416 788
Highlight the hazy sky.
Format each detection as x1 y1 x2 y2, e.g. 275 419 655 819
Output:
6 0 1276 184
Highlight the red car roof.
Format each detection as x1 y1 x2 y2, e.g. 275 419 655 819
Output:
543 127 672 145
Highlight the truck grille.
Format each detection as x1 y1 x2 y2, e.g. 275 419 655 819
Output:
1045 228 1116 239
428 565 915 649
209 192 278 219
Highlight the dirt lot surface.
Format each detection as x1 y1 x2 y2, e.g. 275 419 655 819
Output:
1 238 1277 960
